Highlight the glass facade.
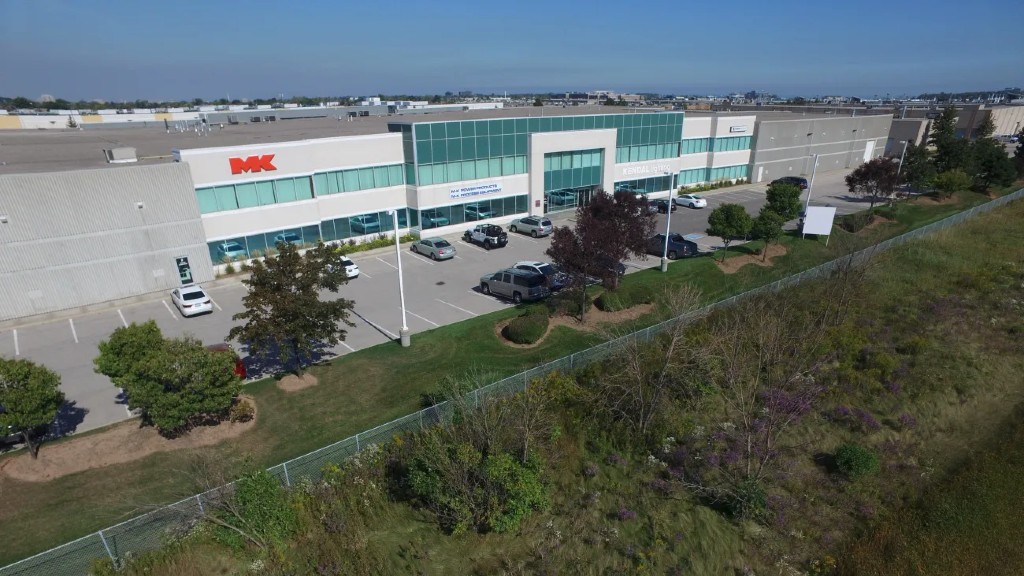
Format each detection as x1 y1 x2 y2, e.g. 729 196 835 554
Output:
707 165 750 181
614 175 675 196
678 168 708 186
681 138 711 155
196 176 314 214
543 149 603 192
388 112 685 187
712 136 752 152
312 164 405 195
419 195 529 230
207 208 417 263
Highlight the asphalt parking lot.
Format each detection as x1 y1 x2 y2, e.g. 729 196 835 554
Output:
1 168 869 433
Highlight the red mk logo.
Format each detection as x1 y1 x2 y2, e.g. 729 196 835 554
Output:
229 154 277 174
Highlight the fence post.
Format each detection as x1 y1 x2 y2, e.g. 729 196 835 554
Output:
419 409 424 430
98 530 116 565
474 388 480 407
196 494 205 515
282 462 291 487
355 433 360 453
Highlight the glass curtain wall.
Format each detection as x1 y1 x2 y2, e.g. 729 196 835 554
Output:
543 149 604 213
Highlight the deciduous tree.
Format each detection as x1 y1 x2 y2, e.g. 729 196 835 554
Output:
546 191 655 319
845 157 899 209
127 337 241 435
229 241 355 375
706 203 753 262
764 182 803 220
94 320 164 387
0 358 65 459
752 208 785 262
933 169 972 198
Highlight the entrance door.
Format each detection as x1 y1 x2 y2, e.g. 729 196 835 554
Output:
176 257 194 286
863 141 875 162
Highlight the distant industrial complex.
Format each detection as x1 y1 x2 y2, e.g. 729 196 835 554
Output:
1 91 1020 322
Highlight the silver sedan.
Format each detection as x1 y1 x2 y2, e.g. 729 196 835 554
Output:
411 237 457 260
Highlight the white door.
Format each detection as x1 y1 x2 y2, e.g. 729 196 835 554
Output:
863 141 875 161
757 166 764 182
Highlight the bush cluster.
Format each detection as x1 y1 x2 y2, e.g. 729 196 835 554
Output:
595 284 655 312
677 178 751 194
336 233 417 255
835 442 880 480
504 308 549 344
547 289 592 317
839 212 874 233
228 398 255 423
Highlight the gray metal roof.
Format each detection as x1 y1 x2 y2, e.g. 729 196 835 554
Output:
0 105 673 175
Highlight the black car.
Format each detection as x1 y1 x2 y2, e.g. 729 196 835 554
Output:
646 233 699 260
595 254 627 277
652 199 677 214
771 176 809 190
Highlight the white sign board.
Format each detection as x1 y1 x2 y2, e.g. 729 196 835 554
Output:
449 182 502 200
802 206 837 236
729 126 748 133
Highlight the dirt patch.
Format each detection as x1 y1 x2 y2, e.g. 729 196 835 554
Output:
716 244 788 274
0 397 257 482
495 303 657 348
911 194 961 205
862 215 895 231
277 373 319 392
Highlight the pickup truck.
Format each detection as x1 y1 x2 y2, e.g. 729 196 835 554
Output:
463 224 508 250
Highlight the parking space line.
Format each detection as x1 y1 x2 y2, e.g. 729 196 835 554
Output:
375 257 398 270
117 309 128 328
339 341 356 352
13 329 19 356
68 318 79 343
405 309 439 327
437 298 477 316
161 300 179 321
458 240 488 252
408 254 436 266
358 271 373 279
210 299 223 312
511 234 541 244
454 255 464 260
468 289 497 301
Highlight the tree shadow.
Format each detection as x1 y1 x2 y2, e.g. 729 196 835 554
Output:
52 400 89 436
238 338 335 380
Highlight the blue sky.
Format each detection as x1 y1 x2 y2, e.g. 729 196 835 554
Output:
1 0 1021 101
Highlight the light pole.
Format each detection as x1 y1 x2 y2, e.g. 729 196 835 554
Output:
895 140 909 198
804 153 820 214
388 210 411 347
660 171 676 273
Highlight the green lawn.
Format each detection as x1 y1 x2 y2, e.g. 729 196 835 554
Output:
0 184 1019 566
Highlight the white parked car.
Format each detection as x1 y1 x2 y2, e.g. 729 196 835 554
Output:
675 193 707 209
326 257 360 279
170 285 213 317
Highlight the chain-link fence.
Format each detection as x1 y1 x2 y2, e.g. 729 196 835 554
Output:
3 188 1021 576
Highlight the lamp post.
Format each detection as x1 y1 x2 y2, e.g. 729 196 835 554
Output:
660 171 676 273
895 140 909 197
804 153 820 214
388 210 411 347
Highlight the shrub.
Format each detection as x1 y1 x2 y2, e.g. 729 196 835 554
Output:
223 262 236 275
595 284 655 312
504 310 549 344
547 290 592 317
838 212 873 233
229 398 255 423
214 469 297 549
834 442 880 480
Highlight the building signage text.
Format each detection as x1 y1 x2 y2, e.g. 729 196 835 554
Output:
621 163 672 176
729 126 748 133
449 182 502 199
229 154 277 175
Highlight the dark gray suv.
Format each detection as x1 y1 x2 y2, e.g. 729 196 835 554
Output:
479 268 551 303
